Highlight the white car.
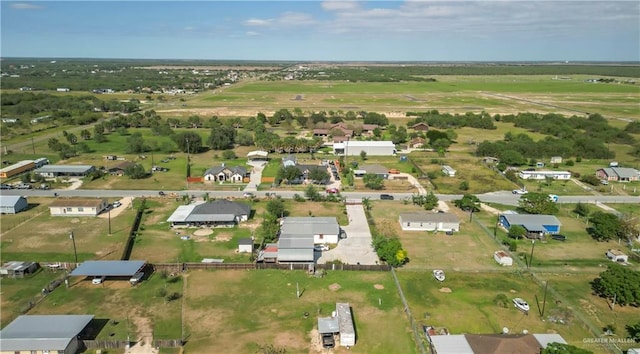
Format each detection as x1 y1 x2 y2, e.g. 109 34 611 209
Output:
92 276 106 285
512 189 528 195
513 297 530 312
112 201 122 208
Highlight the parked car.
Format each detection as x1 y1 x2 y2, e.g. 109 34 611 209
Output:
243 192 255 198
158 191 166 196
380 194 394 200
445 230 454 236
129 272 144 285
0 183 12 190
326 188 339 194
15 183 31 189
92 276 106 285
112 201 122 208
314 244 330 252
321 333 335 349
551 234 567 241
512 189 527 195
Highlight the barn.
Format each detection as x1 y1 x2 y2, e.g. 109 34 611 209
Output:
0 315 94 354
0 196 28 214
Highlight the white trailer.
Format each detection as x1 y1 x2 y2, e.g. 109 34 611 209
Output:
337 302 355 347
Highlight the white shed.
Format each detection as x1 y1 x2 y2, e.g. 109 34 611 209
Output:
238 238 253 253
606 249 628 263
441 165 456 177
337 303 355 347
494 251 513 266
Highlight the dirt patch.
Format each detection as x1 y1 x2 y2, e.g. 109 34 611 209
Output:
437 201 450 212
214 232 233 242
97 197 134 219
328 283 341 291
193 229 213 236
309 328 335 354
374 284 385 290
439 287 452 293
480 203 502 215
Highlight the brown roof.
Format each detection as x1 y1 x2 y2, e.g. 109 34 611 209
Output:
313 129 330 135
465 334 542 354
410 122 430 130
50 198 106 208
361 124 379 131
110 161 135 171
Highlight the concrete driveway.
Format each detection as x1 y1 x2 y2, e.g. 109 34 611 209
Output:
389 173 426 195
244 161 266 192
317 204 379 265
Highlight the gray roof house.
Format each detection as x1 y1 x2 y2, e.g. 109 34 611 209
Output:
428 333 566 354
499 214 561 238
277 217 340 263
34 164 95 178
399 212 460 232
167 200 251 228
0 195 28 214
0 315 94 353
354 164 390 179
596 167 640 182
203 165 248 183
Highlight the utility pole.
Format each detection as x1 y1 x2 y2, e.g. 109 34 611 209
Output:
108 208 112 235
528 239 536 269
69 231 78 265
185 138 190 190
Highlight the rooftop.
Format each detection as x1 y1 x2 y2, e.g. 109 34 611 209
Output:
49 198 105 208
0 315 94 351
35 164 94 173
70 260 146 277
400 212 460 223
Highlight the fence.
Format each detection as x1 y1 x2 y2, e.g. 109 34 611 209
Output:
390 267 427 354
82 340 130 349
152 262 390 272
474 219 621 354
153 339 183 348
121 208 144 261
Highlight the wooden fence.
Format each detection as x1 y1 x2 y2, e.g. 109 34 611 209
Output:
152 262 390 272
82 340 130 349
153 339 183 347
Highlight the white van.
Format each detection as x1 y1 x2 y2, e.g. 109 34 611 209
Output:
130 272 144 285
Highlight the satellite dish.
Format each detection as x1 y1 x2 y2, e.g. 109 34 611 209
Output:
502 327 509 334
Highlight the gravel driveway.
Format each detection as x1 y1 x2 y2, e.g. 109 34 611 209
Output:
317 204 379 265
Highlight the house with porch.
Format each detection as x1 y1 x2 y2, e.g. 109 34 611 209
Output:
203 165 249 183
499 213 561 239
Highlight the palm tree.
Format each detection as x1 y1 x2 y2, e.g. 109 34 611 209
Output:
362 197 372 211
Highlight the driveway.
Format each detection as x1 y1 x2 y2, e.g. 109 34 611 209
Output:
390 173 426 195
244 161 266 192
317 204 379 265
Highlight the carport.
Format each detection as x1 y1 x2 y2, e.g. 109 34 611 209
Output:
70 260 146 280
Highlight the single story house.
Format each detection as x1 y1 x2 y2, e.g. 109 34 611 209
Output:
494 251 513 266
0 195 28 214
596 167 640 182
0 314 94 354
410 122 430 131
333 141 396 156
518 170 571 180
499 214 561 238
0 261 38 278
277 217 341 263
247 150 269 161
442 165 456 177
354 164 389 179
203 165 248 183
49 198 108 217
167 200 251 228
360 124 379 136
399 212 460 232
550 156 563 164
428 333 566 354
238 238 253 253
34 164 96 178
282 155 297 167
606 249 628 263
108 161 136 176
408 137 426 148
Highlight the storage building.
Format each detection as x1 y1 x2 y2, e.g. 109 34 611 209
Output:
337 303 355 347
333 141 396 156
0 196 28 214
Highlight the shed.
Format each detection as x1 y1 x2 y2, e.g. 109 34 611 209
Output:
441 165 456 177
0 261 38 278
494 251 513 266
0 315 94 353
336 303 355 347
318 316 340 334
238 238 253 253
0 195 28 214
606 249 628 263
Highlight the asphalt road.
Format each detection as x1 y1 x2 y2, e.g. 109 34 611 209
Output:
2 188 639 206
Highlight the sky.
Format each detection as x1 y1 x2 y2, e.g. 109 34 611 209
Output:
1 1 639 62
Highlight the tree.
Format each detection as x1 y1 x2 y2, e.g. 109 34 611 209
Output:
454 194 480 212
266 198 287 218
173 131 203 153
508 225 527 239
207 125 236 150
423 192 439 210
361 197 372 211
304 185 322 201
360 150 367 161
125 132 147 153
573 202 590 218
124 163 147 179
500 149 526 165
308 168 329 183
276 166 302 184
626 321 640 343
588 211 621 241
372 235 407 267
518 192 558 215
580 174 600 186
541 342 593 354
236 131 254 146
363 174 384 190
619 214 640 243
591 264 640 306
48 138 62 151
80 129 91 140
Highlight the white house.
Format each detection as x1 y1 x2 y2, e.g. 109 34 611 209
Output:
399 212 460 232
333 140 396 156
518 170 571 180
494 251 513 266
49 198 108 217
203 165 248 183
606 249 628 263
280 217 341 244
0 196 28 214
441 165 457 177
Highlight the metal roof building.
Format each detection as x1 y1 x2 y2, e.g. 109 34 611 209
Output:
166 200 251 227
70 260 145 277
333 140 396 156
499 214 562 235
34 164 95 177
0 314 94 352
0 195 28 214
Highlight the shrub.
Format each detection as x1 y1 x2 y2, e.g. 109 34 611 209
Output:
293 194 306 202
166 292 182 302
509 240 518 252
157 288 167 298
565 160 574 166
494 294 509 308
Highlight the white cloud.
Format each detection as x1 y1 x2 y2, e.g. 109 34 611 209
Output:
321 0 360 12
246 31 260 36
10 2 44 10
244 18 273 26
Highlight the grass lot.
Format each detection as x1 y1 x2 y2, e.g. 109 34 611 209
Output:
0 270 63 327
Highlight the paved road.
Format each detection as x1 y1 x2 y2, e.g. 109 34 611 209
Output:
2 188 639 206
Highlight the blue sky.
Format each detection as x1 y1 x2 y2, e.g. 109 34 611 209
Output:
1 1 638 61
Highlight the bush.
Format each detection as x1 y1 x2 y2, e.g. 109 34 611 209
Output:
166 275 182 283
509 240 518 252
222 150 237 159
580 174 600 186
565 160 574 166
494 293 509 308
293 194 306 202
166 292 182 302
